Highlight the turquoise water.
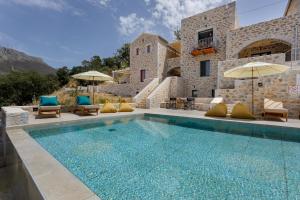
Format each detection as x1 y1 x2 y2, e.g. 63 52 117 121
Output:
27 114 300 200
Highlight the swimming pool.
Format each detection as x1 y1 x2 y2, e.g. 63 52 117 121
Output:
27 114 300 200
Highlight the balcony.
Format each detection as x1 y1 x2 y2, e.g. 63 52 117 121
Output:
191 37 216 56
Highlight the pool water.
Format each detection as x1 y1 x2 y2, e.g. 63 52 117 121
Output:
27 114 300 200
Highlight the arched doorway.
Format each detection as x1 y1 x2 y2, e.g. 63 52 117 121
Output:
238 39 292 61
166 67 181 77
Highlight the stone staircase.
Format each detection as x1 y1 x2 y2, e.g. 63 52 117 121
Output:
133 78 159 109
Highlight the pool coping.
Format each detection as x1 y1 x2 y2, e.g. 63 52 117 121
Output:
5 110 300 200
5 113 144 200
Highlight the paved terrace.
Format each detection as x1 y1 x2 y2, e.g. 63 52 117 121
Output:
26 108 300 129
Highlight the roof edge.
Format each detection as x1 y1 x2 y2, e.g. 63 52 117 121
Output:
284 0 292 16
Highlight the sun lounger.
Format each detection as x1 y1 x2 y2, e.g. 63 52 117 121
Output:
38 96 61 117
74 96 99 115
263 98 288 122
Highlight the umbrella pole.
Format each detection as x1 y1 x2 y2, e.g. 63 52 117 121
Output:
93 76 95 104
252 67 254 115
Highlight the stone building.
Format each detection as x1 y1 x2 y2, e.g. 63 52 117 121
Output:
99 0 300 117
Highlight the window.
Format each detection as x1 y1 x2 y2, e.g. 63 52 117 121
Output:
198 29 213 41
140 69 146 82
136 48 139 55
147 45 151 53
198 29 213 49
200 60 210 77
192 90 198 97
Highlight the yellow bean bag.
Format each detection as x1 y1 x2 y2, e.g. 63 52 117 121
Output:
231 103 255 120
118 100 134 112
205 103 227 117
101 101 117 113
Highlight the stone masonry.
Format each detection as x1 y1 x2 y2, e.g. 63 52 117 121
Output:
101 0 300 117
181 2 237 97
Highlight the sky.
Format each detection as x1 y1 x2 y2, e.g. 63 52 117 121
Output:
0 0 288 68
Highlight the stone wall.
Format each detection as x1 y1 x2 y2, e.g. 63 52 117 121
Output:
1 107 29 127
226 13 300 59
285 0 300 16
170 77 185 97
181 2 237 97
96 83 134 97
218 53 286 89
130 33 169 94
165 57 181 76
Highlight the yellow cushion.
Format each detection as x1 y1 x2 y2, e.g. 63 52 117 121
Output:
101 102 117 113
231 103 255 119
119 103 134 112
205 103 227 117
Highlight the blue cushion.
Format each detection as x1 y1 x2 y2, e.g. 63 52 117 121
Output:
77 96 91 105
40 96 58 106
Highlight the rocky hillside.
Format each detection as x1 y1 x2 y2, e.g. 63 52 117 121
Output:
0 47 56 74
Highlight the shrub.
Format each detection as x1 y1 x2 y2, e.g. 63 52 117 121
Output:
0 71 59 106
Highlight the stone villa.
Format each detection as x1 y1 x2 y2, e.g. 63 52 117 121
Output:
99 0 300 118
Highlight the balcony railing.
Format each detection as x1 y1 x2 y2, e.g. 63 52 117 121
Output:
191 37 216 56
198 37 214 50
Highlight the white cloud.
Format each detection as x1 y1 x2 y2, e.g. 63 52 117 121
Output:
9 0 66 11
118 13 155 36
144 0 151 5
86 0 111 7
119 0 232 37
152 0 232 30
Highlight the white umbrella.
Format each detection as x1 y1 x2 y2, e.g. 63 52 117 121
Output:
224 62 289 114
72 71 113 103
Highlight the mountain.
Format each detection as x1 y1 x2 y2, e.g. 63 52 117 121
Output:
0 47 56 75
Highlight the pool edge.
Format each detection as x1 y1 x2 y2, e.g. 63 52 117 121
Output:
6 128 101 200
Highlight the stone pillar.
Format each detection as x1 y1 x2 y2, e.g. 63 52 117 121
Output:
1 107 29 128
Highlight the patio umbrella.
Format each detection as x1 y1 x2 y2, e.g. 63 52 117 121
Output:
224 62 289 114
72 71 113 104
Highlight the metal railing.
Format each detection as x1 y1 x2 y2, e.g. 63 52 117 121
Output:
197 37 214 50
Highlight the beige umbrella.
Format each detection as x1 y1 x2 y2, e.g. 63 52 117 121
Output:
72 71 113 103
224 62 289 114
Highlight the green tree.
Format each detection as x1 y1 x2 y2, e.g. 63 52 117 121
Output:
90 56 102 70
174 29 181 40
56 66 70 87
0 71 59 106
115 43 130 68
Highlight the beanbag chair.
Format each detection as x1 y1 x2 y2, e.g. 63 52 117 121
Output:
205 103 227 117
101 100 117 113
119 99 134 112
231 103 255 120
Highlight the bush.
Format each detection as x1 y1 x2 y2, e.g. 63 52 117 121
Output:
0 71 60 106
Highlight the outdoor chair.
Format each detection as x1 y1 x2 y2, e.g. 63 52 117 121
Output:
176 98 185 109
38 96 61 118
74 96 99 115
169 97 177 109
184 97 195 110
263 98 288 122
